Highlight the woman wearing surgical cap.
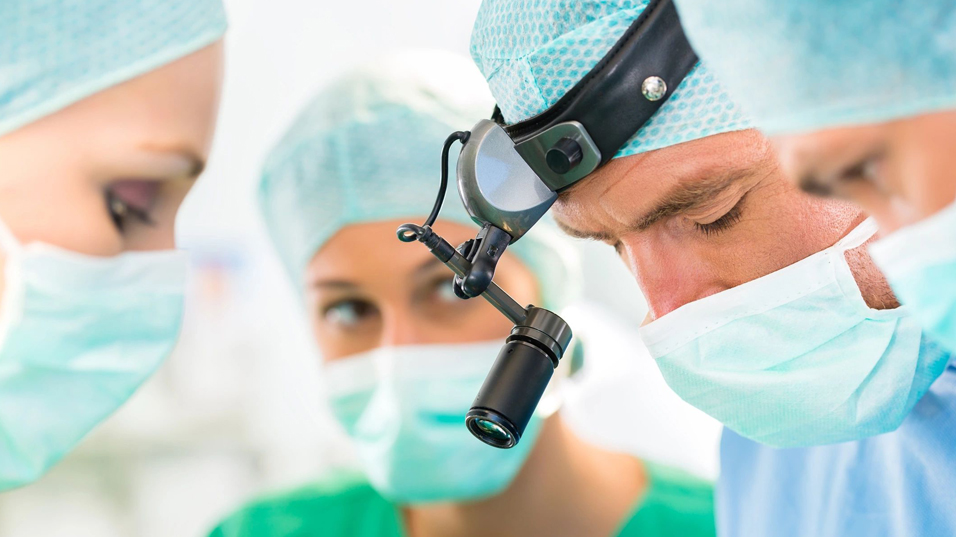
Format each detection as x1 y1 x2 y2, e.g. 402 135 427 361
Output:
673 0 956 353
0 0 226 490
210 50 715 537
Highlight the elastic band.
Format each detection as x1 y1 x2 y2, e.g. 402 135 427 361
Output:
836 217 878 251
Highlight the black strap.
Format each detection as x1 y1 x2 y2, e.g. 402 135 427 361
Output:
499 0 698 166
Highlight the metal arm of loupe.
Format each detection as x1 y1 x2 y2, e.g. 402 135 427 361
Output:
396 223 572 449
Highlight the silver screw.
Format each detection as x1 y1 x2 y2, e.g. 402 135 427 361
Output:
641 76 667 101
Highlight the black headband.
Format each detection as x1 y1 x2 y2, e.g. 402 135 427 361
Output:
491 0 698 191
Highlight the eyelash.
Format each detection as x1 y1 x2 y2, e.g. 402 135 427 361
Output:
321 298 377 327
839 157 879 184
694 196 745 237
105 190 154 232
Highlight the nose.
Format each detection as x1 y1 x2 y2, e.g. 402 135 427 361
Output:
618 234 728 321
378 308 431 347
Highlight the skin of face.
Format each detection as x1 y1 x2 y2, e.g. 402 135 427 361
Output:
305 218 540 361
305 218 648 537
551 128 897 322
0 41 224 262
773 109 956 235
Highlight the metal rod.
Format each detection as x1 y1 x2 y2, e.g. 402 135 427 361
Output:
444 250 529 325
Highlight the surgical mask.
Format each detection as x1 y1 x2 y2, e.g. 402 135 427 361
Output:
639 219 950 448
325 341 545 504
0 219 187 490
869 200 956 353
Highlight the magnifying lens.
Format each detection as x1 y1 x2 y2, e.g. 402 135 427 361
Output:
397 134 572 449
398 0 697 447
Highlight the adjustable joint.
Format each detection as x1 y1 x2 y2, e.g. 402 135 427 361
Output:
455 224 513 298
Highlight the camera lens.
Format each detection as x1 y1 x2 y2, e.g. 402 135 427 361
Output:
466 409 518 448
467 339 555 448
474 419 509 441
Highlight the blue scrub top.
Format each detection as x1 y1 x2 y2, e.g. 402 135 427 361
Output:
718 347 956 537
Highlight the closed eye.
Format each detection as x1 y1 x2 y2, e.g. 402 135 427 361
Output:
694 193 746 237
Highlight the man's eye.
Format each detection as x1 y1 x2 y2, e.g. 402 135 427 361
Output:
322 299 377 328
694 196 745 237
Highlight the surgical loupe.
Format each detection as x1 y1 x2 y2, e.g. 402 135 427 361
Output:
398 132 573 448
399 0 697 448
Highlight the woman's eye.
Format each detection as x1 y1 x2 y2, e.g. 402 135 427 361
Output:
694 195 745 237
105 185 155 232
838 157 881 185
433 277 459 303
322 299 377 328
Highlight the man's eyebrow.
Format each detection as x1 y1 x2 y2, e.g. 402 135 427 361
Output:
629 169 751 231
553 168 750 241
554 218 615 241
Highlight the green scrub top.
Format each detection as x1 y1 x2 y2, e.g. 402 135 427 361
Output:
209 462 715 537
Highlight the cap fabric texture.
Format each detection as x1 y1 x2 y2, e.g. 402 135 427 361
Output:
258 50 580 311
0 0 227 136
470 0 752 158
672 0 956 135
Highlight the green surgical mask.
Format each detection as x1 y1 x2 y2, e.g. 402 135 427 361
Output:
325 341 544 504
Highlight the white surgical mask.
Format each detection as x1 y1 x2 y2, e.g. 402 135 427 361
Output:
325 341 545 504
0 218 187 490
869 199 956 353
639 219 950 448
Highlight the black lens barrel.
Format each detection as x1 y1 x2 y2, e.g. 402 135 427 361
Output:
466 338 556 448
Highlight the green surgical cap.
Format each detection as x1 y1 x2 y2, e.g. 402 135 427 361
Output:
470 0 752 158
258 50 580 311
0 0 227 136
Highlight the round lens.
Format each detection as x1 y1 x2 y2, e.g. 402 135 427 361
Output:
474 418 512 443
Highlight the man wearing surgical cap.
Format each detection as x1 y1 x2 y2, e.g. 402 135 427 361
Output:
0 0 225 490
469 1 956 537
210 50 718 537
652 1 956 535
672 2 956 347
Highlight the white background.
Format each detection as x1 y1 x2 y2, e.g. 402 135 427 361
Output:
0 1 720 535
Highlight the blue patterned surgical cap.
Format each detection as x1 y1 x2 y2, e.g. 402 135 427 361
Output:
0 0 227 136
470 0 752 158
673 0 956 135
258 50 580 311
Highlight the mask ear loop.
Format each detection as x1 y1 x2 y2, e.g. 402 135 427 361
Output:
831 217 903 317
835 217 879 251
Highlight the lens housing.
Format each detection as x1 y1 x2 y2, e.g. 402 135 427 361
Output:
466 337 557 448
466 408 518 448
